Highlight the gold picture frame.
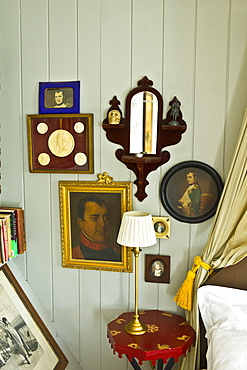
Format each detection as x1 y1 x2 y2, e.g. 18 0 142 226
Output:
27 114 94 173
59 174 132 272
152 216 171 239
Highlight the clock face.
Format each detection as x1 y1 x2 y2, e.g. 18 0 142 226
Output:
28 114 93 173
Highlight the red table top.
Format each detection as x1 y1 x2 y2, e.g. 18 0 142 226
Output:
107 310 195 366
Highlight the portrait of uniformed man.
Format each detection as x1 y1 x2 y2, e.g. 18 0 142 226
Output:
71 194 121 262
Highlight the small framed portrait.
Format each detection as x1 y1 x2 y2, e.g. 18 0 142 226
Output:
0 264 68 369
160 161 224 224
59 174 132 272
152 216 170 239
145 254 170 284
27 114 93 173
39 81 80 114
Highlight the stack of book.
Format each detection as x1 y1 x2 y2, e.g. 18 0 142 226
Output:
0 207 26 263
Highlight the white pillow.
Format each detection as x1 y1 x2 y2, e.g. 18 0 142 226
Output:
198 285 247 332
198 285 247 370
207 329 247 370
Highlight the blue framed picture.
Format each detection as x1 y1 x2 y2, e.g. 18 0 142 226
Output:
39 81 80 114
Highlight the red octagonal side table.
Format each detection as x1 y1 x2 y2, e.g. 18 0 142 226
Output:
107 310 195 370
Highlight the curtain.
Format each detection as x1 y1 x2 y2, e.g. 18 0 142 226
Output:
178 109 247 370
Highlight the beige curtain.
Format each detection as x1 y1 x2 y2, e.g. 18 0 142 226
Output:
178 109 247 370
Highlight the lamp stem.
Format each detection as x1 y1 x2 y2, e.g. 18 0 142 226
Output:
134 247 139 318
124 247 148 335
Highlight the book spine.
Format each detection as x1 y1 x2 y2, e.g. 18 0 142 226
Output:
0 222 5 263
5 216 13 258
15 209 26 254
10 213 18 258
1 219 9 262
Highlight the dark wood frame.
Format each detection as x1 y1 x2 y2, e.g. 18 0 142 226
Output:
0 264 68 369
160 160 223 223
145 254 170 284
27 114 94 173
39 81 80 114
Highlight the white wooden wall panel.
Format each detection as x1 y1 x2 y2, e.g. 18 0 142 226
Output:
0 0 26 276
126 3 165 369
194 0 229 169
189 0 230 264
20 0 54 321
77 1 102 369
100 2 132 369
1 1 247 369
77 0 101 180
48 0 81 361
100 0 132 180
160 0 197 316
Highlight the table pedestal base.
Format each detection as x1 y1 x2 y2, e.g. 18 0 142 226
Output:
129 356 175 370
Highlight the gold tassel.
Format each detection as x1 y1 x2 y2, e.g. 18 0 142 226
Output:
174 256 211 311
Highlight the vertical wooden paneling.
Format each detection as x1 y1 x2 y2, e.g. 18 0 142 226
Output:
1 1 247 369
100 0 132 180
0 0 24 202
78 0 101 180
100 1 132 369
77 2 102 368
0 0 26 273
125 2 164 369
160 0 197 314
48 0 81 362
20 0 54 318
194 0 229 169
189 0 230 263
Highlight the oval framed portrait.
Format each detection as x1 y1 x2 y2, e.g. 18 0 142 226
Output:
160 161 224 224
152 217 170 239
145 255 170 284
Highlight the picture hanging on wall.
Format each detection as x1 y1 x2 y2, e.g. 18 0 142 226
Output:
27 114 94 173
145 254 170 284
59 173 133 272
39 81 80 114
0 264 68 369
152 216 170 239
160 160 224 224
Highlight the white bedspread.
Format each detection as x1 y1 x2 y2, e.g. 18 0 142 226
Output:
198 285 247 370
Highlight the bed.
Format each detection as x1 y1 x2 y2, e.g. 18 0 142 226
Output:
198 256 247 370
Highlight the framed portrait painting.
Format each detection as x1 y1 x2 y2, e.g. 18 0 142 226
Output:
0 264 68 369
145 254 170 284
160 161 224 224
59 175 132 272
39 81 80 114
152 216 170 239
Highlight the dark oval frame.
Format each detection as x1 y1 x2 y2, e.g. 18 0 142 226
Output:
160 160 224 224
145 254 170 284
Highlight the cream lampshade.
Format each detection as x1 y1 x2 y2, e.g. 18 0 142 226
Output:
117 211 157 335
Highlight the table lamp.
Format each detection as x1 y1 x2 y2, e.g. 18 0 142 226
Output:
117 211 157 335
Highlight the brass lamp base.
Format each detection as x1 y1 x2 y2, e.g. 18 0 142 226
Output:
125 317 148 335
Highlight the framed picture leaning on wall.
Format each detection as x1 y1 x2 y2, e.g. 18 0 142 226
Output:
59 174 133 272
0 264 68 369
